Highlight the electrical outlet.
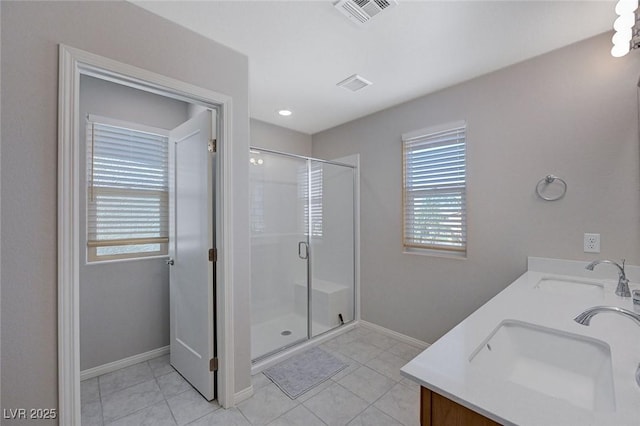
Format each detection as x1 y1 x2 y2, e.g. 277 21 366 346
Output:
584 233 600 253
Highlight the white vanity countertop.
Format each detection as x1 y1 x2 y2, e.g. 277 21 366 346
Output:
400 257 640 426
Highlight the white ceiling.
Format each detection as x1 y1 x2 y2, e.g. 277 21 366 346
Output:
134 1 615 134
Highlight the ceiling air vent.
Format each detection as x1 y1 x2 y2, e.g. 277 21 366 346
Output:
334 0 398 26
337 74 372 92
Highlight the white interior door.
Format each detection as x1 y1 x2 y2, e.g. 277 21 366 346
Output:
168 109 217 400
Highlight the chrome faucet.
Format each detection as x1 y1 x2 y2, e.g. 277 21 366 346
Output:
575 306 640 389
585 259 631 297
574 306 640 327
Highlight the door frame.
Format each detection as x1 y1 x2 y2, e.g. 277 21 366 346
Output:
57 44 235 425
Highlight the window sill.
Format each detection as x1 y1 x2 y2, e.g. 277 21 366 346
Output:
402 247 467 260
85 254 169 266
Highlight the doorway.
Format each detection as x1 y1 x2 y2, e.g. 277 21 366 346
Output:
58 45 234 425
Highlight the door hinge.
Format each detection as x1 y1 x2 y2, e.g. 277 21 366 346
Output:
208 248 217 262
208 138 217 153
209 357 218 372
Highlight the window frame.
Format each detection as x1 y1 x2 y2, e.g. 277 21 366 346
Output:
85 114 170 263
401 120 467 256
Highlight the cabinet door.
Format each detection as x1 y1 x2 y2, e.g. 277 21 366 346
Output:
421 387 501 426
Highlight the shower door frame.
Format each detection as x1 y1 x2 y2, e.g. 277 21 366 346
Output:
249 147 359 363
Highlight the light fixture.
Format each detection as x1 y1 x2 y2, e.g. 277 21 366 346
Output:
613 28 633 45
614 13 635 31
611 0 639 57
249 156 264 166
616 0 639 14
612 42 631 57
278 109 292 117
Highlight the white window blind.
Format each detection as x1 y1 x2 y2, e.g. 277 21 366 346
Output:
86 116 169 261
402 121 467 253
298 163 323 237
308 165 323 237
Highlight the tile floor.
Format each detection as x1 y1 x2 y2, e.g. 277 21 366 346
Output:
81 326 423 425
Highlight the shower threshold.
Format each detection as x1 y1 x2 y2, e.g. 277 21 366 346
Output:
251 312 343 363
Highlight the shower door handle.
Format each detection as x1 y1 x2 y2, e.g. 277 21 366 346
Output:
298 241 309 260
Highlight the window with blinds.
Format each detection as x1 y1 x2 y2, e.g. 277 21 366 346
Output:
86 116 169 261
402 121 467 254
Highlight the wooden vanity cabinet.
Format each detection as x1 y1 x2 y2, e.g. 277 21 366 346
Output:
421 387 501 426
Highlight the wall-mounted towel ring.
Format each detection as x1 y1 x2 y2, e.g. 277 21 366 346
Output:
536 175 567 201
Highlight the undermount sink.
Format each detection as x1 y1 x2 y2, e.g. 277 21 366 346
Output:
534 277 605 298
469 320 615 411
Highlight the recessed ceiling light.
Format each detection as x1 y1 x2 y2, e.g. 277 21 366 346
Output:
278 109 292 116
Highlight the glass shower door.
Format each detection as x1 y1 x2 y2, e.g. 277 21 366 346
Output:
249 150 309 360
309 160 355 337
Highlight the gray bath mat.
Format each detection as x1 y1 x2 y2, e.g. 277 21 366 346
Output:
263 347 348 399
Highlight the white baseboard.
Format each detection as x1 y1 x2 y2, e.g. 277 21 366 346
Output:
80 346 170 381
233 385 253 405
359 320 430 349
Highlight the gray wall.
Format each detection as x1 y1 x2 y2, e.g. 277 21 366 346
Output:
1 1 251 420
250 119 312 156
79 75 190 370
312 32 640 344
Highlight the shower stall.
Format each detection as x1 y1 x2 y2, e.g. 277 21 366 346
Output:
249 148 357 362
